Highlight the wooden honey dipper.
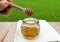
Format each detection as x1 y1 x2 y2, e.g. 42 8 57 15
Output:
9 3 34 16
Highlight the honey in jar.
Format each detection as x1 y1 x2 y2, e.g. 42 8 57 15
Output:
21 18 40 39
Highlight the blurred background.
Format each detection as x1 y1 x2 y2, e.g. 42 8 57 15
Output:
0 0 60 22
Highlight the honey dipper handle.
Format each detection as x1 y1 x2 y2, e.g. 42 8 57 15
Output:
9 3 26 12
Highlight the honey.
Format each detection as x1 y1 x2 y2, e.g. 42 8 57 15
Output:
22 27 39 39
21 18 40 39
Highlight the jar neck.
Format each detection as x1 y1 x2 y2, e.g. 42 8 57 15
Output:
23 20 39 24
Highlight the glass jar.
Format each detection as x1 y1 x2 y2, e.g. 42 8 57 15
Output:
21 18 40 39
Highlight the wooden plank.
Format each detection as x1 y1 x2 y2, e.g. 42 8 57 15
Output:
3 22 17 42
0 22 60 42
48 22 60 34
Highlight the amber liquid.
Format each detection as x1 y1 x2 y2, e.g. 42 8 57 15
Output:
22 27 39 39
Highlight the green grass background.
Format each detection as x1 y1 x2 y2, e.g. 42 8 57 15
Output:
0 0 60 22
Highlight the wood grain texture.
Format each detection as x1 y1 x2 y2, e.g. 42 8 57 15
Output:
48 22 60 34
0 22 60 42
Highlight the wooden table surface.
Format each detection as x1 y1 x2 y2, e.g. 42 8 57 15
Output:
0 22 60 42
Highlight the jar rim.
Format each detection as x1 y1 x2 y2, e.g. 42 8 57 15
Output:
23 18 39 24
